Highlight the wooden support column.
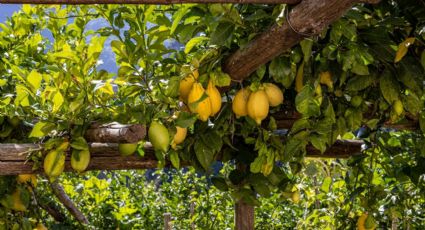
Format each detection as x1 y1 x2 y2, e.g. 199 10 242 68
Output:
235 200 254 230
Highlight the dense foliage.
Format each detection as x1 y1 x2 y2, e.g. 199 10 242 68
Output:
0 0 424 228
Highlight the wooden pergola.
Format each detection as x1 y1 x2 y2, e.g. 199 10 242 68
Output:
2 0 414 229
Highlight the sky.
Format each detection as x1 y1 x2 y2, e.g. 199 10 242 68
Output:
0 4 118 72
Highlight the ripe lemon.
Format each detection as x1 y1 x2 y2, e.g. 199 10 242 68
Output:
291 191 300 204
71 150 91 173
118 143 138 156
357 213 368 230
232 88 251 118
171 126 187 150
44 150 65 179
149 121 170 152
393 100 404 116
11 189 27 212
206 80 222 116
319 71 333 90
17 174 37 187
179 70 199 102
35 223 48 230
247 89 269 125
263 83 284 107
188 82 212 122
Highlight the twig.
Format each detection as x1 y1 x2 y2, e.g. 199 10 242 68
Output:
50 181 89 225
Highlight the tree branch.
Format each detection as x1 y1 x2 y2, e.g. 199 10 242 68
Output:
50 182 89 225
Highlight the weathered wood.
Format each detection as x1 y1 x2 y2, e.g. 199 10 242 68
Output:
50 182 89 225
163 213 172 230
306 139 363 158
0 0 301 4
85 123 146 143
223 0 363 81
235 200 254 230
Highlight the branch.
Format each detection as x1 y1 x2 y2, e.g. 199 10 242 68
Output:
50 182 89 225
38 201 66 222
0 0 301 4
223 0 362 81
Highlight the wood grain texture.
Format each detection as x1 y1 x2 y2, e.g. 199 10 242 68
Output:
223 0 360 81
235 200 254 230
85 123 146 143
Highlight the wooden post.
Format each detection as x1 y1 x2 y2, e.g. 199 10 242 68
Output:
235 200 254 230
164 212 172 230
190 201 195 230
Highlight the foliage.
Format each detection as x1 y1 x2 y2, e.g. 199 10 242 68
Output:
0 0 424 228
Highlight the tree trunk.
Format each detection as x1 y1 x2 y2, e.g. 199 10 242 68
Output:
235 200 254 230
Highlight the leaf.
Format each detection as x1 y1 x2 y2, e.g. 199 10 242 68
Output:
15 85 31 107
300 38 313 63
175 111 197 128
170 6 190 35
269 57 294 88
421 51 425 70
211 176 228 191
194 140 214 170
213 71 231 87
321 176 332 193
295 85 321 117
184 36 209 54
169 150 180 169
165 76 180 97
420 112 425 134
394 37 415 63
26 70 42 93
351 61 369 75
29 121 55 138
250 156 264 174
210 22 234 46
310 135 327 153
346 75 374 91
380 69 400 104
70 137 89 150
52 91 64 113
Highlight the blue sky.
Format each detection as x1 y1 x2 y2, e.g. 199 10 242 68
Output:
0 4 117 72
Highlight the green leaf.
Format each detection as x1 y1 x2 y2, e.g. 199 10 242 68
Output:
212 71 231 87
184 36 209 54
346 75 374 91
165 76 180 97
420 112 425 134
210 22 234 46
194 140 214 170
169 150 180 169
175 111 197 128
269 57 294 88
52 91 64 113
0 78 7 87
250 156 264 174
211 176 228 191
295 85 321 117
351 61 369 75
380 69 400 104
26 70 42 93
170 6 190 35
300 38 313 63
29 121 55 138
70 137 89 151
310 135 327 153
321 176 332 193
15 85 31 107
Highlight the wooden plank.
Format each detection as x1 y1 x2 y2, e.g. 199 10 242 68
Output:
0 0 301 4
85 123 146 143
235 200 254 230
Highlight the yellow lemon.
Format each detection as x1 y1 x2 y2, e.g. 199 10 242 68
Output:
17 174 37 187
263 83 284 107
291 191 300 204
35 223 48 230
179 70 199 102
149 121 170 152
171 126 187 150
319 71 333 90
247 90 269 125
71 150 91 173
188 83 212 122
357 213 368 230
118 143 138 156
43 150 65 179
11 189 27 212
206 80 222 116
232 88 251 118
393 99 404 116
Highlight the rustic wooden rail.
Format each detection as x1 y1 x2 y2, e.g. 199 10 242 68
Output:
0 139 363 175
0 0 301 4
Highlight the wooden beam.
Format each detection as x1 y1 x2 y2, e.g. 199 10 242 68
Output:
0 139 362 175
223 0 363 81
235 200 254 230
0 0 301 4
85 123 146 143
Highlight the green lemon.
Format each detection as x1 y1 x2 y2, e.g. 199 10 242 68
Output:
393 99 404 116
71 150 90 173
118 143 138 156
351 95 363 108
148 121 170 152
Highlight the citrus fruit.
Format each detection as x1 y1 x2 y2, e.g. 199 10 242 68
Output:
188 82 212 122
71 149 91 172
247 89 269 125
232 88 251 118
263 83 284 107
149 121 170 152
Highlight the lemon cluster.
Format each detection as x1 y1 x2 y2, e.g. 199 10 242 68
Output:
179 70 222 122
232 83 284 125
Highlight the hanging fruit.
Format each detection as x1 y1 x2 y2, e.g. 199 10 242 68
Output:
171 126 187 150
232 88 251 118
149 121 170 152
206 80 222 116
263 83 284 107
247 89 269 125
188 82 212 122
179 69 199 102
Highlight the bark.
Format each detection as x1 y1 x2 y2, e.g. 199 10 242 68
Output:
163 213 172 230
223 0 364 81
50 182 89 225
84 123 146 143
234 200 254 230
38 202 66 222
0 0 300 4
